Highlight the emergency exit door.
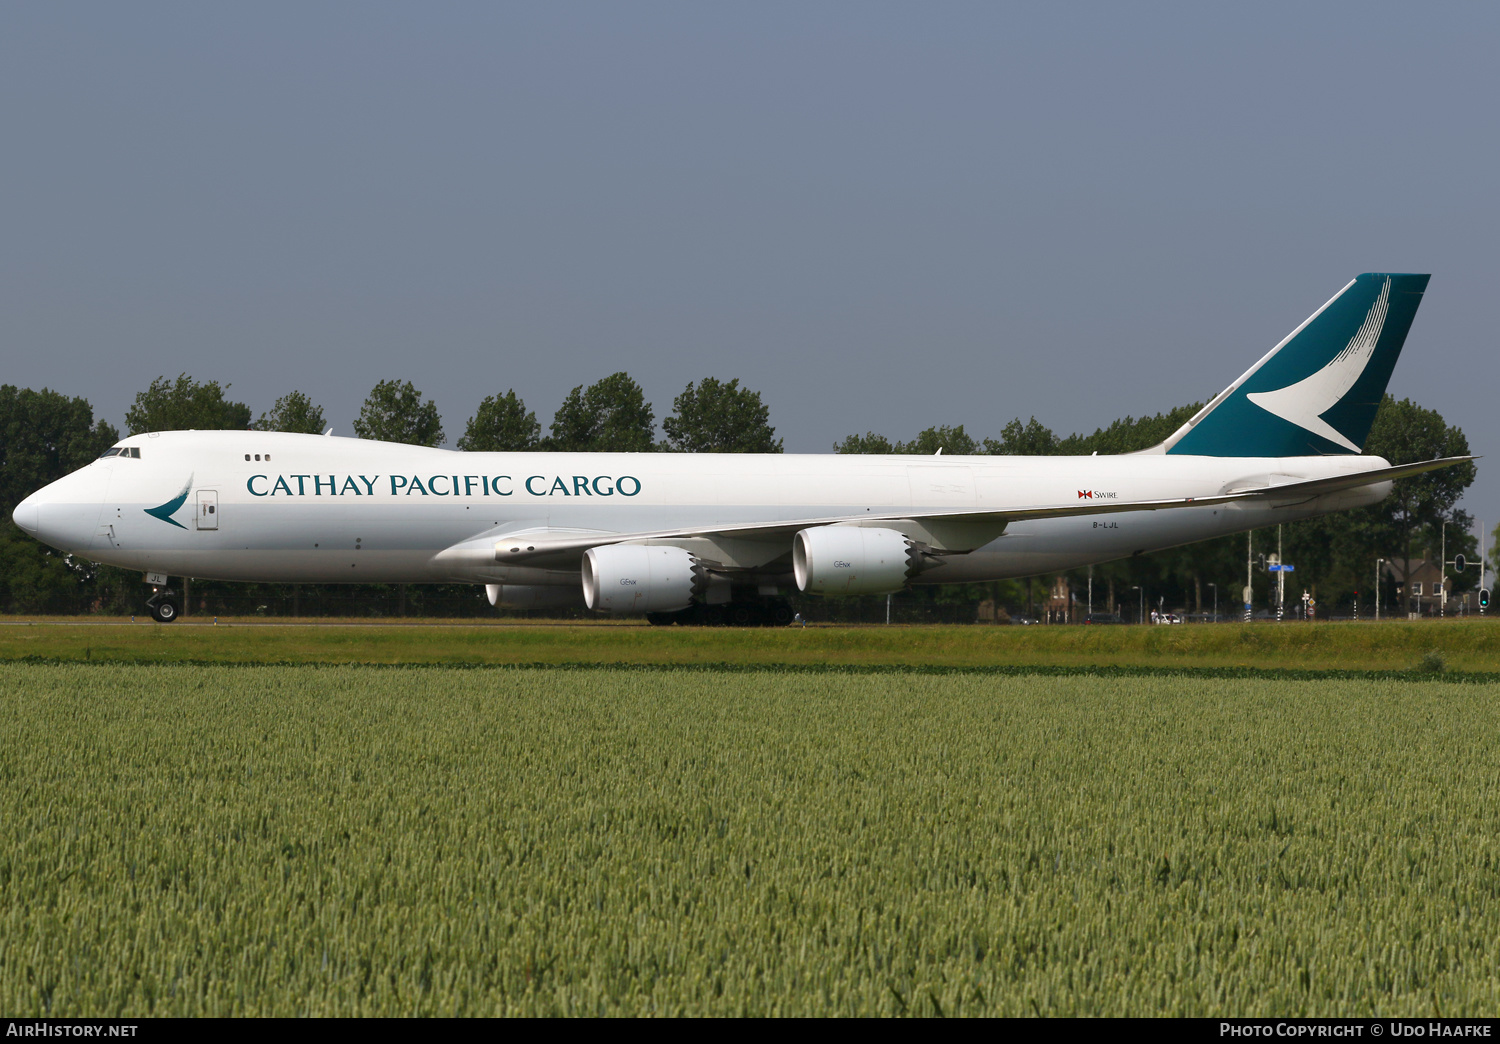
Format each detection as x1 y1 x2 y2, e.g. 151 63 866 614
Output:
196 490 219 530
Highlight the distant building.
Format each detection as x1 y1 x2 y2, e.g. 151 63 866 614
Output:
1046 575 1073 624
975 599 1011 624
1383 558 1462 616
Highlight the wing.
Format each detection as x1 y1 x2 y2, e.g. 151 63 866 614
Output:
434 456 1473 571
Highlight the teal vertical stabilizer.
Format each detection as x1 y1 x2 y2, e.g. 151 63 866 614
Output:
1163 273 1429 457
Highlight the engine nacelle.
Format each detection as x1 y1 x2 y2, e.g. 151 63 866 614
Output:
793 526 916 596
582 544 700 613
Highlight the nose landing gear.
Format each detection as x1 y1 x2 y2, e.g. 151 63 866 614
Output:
145 587 181 623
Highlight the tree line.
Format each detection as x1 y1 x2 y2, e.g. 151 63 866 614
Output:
0 375 1482 619
96 371 783 452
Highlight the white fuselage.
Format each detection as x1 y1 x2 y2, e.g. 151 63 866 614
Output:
14 430 1392 591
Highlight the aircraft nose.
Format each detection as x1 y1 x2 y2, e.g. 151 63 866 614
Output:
12 493 39 536
12 471 107 552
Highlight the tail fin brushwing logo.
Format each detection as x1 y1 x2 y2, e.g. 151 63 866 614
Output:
1162 273 1426 457
145 475 193 529
1243 277 1391 451
1242 277 1392 453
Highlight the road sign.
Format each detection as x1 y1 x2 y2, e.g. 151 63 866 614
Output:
1267 564 1295 573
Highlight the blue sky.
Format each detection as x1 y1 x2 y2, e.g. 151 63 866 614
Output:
3 3 1496 536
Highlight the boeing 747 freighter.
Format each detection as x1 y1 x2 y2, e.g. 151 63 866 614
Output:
11 273 1471 623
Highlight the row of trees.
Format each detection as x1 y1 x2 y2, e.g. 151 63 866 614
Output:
116 372 781 455
833 406 1201 457
119 372 785 453
0 375 1482 618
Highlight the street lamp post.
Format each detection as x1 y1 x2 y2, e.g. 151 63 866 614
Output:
1130 585 1143 625
1441 521 1447 619
1376 558 1383 622
1246 530 1254 622
1277 524 1284 622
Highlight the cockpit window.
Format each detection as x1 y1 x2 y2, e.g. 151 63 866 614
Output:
99 448 121 458
129 447 141 458
100 447 142 459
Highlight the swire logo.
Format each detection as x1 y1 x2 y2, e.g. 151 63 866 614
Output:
1077 490 1118 500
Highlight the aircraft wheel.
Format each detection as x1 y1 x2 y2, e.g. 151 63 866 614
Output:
767 601 794 627
151 597 180 623
645 612 677 627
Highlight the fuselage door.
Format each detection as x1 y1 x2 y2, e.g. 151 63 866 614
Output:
195 490 219 531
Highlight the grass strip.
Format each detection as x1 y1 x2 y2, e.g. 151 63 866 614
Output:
2 654 1494 684
2 618 1498 672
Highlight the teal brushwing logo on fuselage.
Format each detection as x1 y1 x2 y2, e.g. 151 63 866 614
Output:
1166 273 1429 457
145 476 193 529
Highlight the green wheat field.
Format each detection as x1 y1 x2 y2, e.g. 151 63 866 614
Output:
4 662 1498 1016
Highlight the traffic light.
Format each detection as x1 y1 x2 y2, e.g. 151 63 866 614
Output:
1482 589 1491 610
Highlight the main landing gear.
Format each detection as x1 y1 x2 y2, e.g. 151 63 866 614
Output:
145 587 181 623
647 598 795 627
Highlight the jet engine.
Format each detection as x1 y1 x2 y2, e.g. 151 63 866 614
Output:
582 544 701 613
793 526 919 596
